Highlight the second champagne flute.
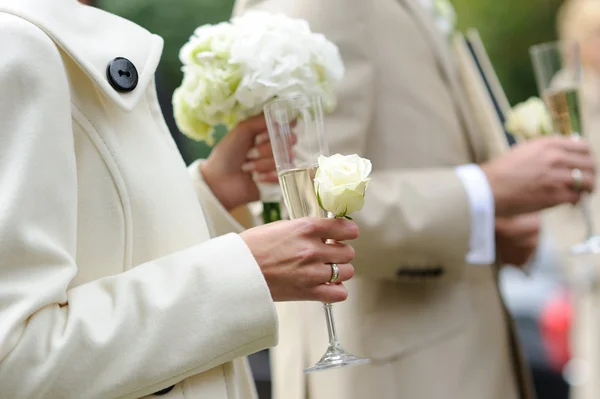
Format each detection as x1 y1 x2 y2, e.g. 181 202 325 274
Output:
530 40 600 255
264 95 371 373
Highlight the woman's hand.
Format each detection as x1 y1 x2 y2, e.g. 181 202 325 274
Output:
240 217 358 303
200 114 280 210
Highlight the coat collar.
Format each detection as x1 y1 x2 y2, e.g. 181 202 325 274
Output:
0 0 164 112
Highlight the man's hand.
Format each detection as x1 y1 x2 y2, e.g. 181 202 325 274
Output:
481 136 595 217
200 114 279 211
495 213 541 267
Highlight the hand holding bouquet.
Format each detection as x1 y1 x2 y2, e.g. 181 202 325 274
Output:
173 11 344 222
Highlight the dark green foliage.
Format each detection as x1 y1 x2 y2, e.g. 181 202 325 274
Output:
453 0 563 104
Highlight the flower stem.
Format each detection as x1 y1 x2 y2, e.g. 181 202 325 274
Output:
581 195 596 239
262 201 282 224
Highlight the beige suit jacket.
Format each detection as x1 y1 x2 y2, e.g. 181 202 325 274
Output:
0 1 278 397
233 0 533 398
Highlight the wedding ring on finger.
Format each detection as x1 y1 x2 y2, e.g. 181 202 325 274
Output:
329 263 339 283
572 168 583 191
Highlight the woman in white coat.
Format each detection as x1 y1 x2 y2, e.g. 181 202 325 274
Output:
0 0 358 398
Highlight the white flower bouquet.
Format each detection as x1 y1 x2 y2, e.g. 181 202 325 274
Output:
173 11 345 146
173 11 345 223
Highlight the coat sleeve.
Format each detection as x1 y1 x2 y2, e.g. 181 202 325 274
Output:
188 160 256 234
232 0 473 281
0 13 277 399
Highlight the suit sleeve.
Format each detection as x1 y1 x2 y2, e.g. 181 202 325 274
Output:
0 13 277 399
232 0 473 281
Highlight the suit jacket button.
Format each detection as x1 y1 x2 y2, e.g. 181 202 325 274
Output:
106 57 139 92
396 268 415 278
153 385 175 395
431 267 444 277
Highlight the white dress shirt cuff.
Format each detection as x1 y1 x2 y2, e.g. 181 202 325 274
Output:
455 164 496 264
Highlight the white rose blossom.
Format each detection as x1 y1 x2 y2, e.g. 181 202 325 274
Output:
314 154 372 219
505 97 553 140
173 11 345 144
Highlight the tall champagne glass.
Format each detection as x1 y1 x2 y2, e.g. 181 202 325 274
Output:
264 96 371 373
530 41 600 255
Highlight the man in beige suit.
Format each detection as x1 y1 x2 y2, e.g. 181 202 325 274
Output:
233 0 597 398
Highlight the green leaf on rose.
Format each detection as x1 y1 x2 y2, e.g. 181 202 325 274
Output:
316 185 325 211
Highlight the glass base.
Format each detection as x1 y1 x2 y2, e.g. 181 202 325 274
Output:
570 235 600 255
303 344 371 374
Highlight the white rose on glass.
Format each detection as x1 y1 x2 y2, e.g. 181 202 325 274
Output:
314 154 372 219
505 97 553 140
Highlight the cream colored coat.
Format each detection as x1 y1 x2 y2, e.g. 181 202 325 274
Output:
233 0 533 398
0 1 278 398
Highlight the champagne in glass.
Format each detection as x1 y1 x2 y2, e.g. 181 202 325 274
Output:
531 41 600 254
279 166 326 219
264 96 371 373
544 87 583 137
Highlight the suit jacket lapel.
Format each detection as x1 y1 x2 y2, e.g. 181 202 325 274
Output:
398 0 488 163
399 0 456 82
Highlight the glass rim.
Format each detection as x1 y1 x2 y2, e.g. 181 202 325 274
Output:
264 95 323 110
529 40 578 56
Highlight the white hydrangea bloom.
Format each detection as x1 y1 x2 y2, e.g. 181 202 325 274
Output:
173 11 345 144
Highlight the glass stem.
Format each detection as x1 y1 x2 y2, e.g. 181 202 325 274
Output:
323 211 340 349
323 303 340 348
581 195 596 239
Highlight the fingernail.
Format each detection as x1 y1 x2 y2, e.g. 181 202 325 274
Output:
256 171 277 181
242 162 255 172
256 132 270 144
246 148 260 160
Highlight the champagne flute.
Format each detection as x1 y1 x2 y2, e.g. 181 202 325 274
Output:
530 41 600 255
264 95 371 373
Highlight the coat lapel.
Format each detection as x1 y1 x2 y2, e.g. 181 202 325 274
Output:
398 0 488 163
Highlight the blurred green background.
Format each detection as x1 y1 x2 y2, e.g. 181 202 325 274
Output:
99 0 564 161
453 0 563 104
